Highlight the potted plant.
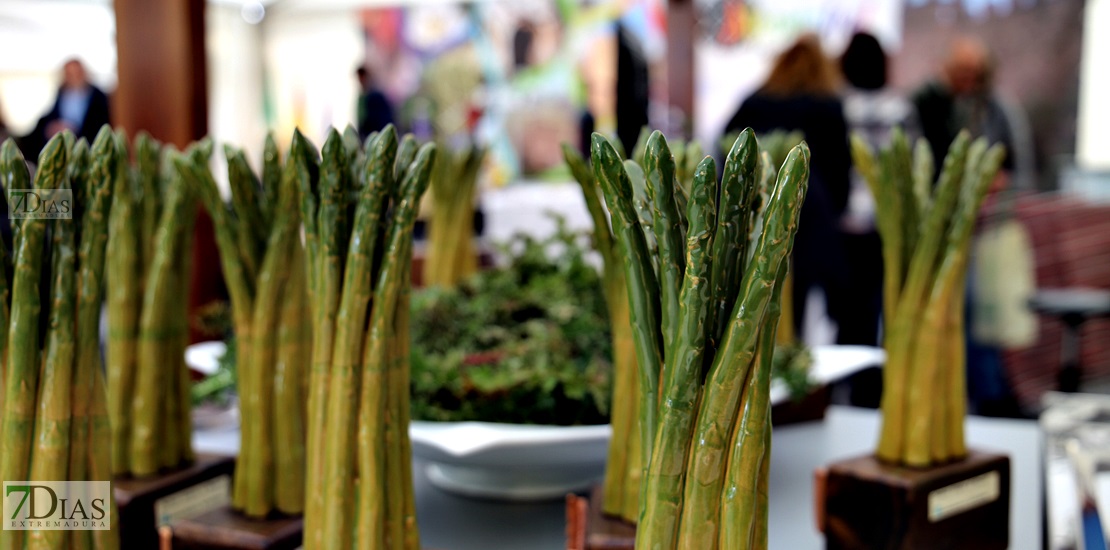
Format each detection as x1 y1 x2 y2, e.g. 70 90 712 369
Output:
407 217 615 500
818 129 1010 549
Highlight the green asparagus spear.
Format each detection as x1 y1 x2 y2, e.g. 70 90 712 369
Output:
320 128 398 547
356 143 434 549
676 144 808 550
640 156 718 549
28 165 77 550
1 133 67 550
641 132 683 368
717 261 788 550
591 133 663 480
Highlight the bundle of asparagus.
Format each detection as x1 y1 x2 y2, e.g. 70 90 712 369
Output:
299 125 436 549
590 129 808 549
176 132 312 518
422 145 485 288
851 129 1005 467
0 130 119 549
107 132 198 478
563 144 642 523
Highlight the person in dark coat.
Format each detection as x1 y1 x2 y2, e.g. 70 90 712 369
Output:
356 66 395 141
723 33 851 342
835 31 917 347
23 58 111 159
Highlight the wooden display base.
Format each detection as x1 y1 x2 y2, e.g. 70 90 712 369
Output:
772 384 831 426
167 505 303 550
565 486 634 550
564 387 832 550
818 450 1010 550
115 454 236 550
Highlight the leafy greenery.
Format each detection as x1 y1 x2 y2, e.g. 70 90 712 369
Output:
771 342 814 401
410 219 612 425
191 338 238 407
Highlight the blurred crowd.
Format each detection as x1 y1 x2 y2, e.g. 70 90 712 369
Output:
722 31 1030 416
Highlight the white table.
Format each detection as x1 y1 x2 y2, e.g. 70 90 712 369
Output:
193 406 1042 550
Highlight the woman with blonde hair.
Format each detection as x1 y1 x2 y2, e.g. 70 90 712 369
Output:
723 33 851 343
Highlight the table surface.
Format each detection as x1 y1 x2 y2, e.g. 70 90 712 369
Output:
193 406 1043 550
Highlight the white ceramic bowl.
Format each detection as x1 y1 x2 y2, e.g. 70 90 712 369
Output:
409 421 610 501
410 345 884 501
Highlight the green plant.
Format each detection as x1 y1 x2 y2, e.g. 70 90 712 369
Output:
191 339 238 407
410 218 612 426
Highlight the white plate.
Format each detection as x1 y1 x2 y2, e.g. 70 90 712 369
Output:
409 421 610 501
185 340 228 376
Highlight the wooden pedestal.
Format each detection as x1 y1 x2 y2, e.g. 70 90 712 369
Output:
772 384 830 426
115 454 235 550
819 450 1010 550
168 506 303 550
566 486 635 550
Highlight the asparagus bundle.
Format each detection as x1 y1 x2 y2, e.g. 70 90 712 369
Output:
175 133 311 518
590 129 808 550
563 144 642 523
299 126 435 549
422 145 485 288
106 132 198 477
852 129 1005 467
1 129 119 550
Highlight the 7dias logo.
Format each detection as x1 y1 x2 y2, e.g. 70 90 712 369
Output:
7 189 73 219
3 482 110 530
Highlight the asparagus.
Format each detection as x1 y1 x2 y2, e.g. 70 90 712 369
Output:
272 165 310 515
591 134 663 487
70 128 116 542
424 145 484 287
105 135 141 476
641 133 683 369
27 152 77 550
321 129 397 546
130 174 195 475
672 144 809 549
587 130 808 550
707 129 760 357
640 155 717 548
1 134 66 550
0 140 24 412
356 143 434 550
563 143 641 522
862 127 1005 467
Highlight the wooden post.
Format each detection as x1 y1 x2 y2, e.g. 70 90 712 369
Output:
113 0 207 147
114 0 223 345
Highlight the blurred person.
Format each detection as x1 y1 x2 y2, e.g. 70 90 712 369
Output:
356 65 395 141
0 98 10 144
723 33 851 342
912 36 1028 181
913 36 1029 417
835 31 918 347
24 58 111 159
